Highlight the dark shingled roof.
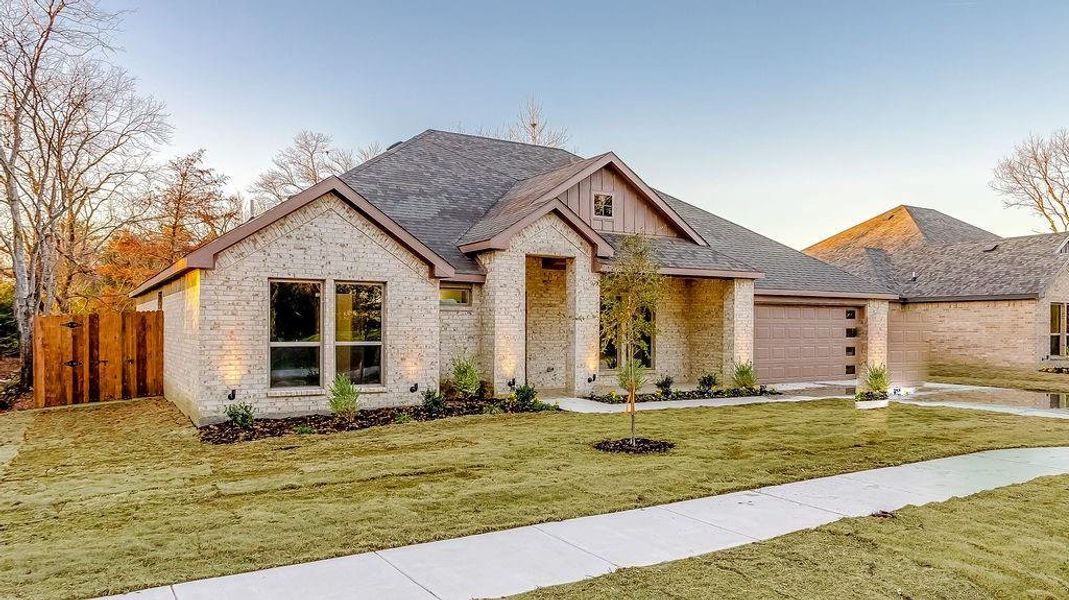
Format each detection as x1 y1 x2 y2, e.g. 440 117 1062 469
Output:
340 129 892 295
600 232 759 274
341 130 581 275
457 154 607 246
658 192 895 295
806 206 1069 300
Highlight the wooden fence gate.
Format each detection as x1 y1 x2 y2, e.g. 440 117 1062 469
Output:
33 311 163 408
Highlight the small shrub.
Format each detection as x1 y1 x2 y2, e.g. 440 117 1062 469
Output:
607 390 621 403
698 373 718 393
450 356 481 398
513 384 538 409
224 402 255 429
294 424 316 435
617 360 649 397
863 363 890 394
393 412 414 424
422 388 446 416
530 399 558 412
482 403 503 415
655 375 674 398
328 374 361 422
732 361 758 389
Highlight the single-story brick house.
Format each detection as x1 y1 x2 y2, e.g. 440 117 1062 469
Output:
131 130 895 424
806 205 1069 377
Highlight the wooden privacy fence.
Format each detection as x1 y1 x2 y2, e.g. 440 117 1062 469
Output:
33 311 163 408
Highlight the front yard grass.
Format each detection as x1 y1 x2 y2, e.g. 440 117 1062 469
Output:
515 474 1069 599
3 397 1069 599
930 362 1069 393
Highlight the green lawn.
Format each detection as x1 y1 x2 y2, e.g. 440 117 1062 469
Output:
3 398 1069 599
515 475 1069 599
930 362 1069 393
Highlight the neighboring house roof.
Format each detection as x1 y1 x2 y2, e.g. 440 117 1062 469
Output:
806 205 1069 301
132 129 894 299
658 192 897 296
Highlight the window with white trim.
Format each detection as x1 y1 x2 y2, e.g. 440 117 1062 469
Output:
269 280 322 388
335 282 384 384
593 192 614 218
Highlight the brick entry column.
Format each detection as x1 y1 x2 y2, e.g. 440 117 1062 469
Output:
864 299 889 369
722 279 755 382
566 256 600 396
477 250 525 394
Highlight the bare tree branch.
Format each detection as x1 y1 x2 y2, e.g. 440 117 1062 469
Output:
992 130 1069 232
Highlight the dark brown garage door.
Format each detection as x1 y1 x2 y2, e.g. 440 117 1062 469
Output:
888 304 928 386
755 304 860 383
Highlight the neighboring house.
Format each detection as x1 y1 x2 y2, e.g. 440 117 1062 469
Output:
806 205 1069 377
131 130 893 424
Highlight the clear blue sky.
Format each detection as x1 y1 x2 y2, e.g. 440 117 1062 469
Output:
102 0 1069 248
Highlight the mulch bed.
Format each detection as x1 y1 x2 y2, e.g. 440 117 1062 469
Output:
1040 367 1069 375
199 399 557 444
593 438 675 454
589 387 780 404
854 391 890 401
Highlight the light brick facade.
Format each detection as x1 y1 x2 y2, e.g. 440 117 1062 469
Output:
137 194 815 424
138 193 440 424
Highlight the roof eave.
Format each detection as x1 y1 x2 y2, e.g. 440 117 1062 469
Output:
129 176 456 298
459 200 615 258
757 288 900 301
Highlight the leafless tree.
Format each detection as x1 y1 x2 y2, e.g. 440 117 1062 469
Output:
452 97 570 149
505 97 569 148
992 130 1069 232
0 0 169 386
248 131 382 214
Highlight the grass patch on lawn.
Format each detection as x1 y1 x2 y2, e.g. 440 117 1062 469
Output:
515 474 1069 600
930 362 1069 393
3 398 1069 599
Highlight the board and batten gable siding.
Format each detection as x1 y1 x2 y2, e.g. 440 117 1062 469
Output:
555 165 679 237
135 271 203 422
184 192 439 423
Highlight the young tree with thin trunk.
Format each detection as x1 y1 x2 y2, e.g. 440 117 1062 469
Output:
247 131 381 214
992 130 1069 232
599 234 664 445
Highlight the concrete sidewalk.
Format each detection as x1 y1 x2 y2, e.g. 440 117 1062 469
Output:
102 446 1069 600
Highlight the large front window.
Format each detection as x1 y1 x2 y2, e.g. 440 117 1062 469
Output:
599 306 654 370
335 282 384 384
270 281 322 387
1052 303 1066 356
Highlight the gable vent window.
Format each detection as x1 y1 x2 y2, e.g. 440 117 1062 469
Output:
593 192 614 218
1060 242 1069 254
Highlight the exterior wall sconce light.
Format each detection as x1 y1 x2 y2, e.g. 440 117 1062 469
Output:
587 373 597 383
410 383 419 393
507 378 516 388
227 389 236 401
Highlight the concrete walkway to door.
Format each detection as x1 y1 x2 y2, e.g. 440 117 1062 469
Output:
101 446 1069 600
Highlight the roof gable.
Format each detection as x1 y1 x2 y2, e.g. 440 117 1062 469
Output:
457 152 706 251
130 177 455 297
